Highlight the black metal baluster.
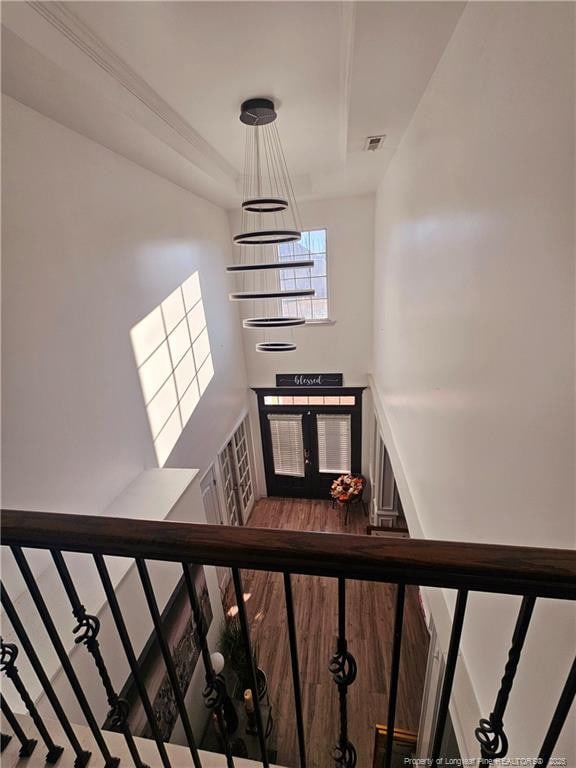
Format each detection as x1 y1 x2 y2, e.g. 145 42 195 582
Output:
329 577 357 768
182 563 234 768
1 581 92 768
431 589 468 765
475 595 535 764
1 731 12 752
94 555 172 768
135 559 202 768
1 637 64 763
538 655 576 767
231 567 269 767
0 694 37 757
11 546 119 767
384 583 405 768
283 572 306 768
51 550 149 768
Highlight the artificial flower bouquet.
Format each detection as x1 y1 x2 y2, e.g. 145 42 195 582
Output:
330 474 365 503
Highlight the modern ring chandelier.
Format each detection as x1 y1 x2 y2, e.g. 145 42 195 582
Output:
228 98 314 353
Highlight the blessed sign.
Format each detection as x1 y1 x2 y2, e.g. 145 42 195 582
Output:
275 373 343 388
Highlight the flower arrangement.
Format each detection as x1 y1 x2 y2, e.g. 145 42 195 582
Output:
330 474 365 503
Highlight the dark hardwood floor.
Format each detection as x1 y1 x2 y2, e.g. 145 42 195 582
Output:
223 497 429 768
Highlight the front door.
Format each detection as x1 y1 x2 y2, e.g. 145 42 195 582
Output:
256 388 364 499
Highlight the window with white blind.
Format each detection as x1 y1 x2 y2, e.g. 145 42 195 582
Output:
316 413 351 474
267 414 305 477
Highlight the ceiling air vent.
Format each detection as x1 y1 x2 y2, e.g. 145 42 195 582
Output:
364 135 386 152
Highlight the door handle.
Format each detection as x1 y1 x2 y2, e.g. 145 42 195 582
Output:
304 449 310 465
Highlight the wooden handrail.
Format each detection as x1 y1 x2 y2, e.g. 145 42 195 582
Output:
1 509 575 599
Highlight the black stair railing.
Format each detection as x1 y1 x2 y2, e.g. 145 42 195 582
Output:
51 550 150 768
231 567 270 767
475 595 535 763
384 582 405 768
0 581 92 768
431 590 469 766
0 638 64 763
135 558 202 768
94 554 172 768
182 562 235 768
0 693 37 758
0 508 574 768
329 576 357 768
283 572 306 768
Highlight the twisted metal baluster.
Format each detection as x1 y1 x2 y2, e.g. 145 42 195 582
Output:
51 550 149 768
329 577 357 768
182 563 234 767
475 596 536 763
12 546 117 767
1 638 64 763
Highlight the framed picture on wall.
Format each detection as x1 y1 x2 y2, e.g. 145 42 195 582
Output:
112 567 212 740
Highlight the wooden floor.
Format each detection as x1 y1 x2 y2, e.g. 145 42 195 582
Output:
224 498 429 768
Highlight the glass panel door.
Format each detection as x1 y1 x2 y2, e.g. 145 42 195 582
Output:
258 389 363 499
232 419 254 516
219 417 255 525
219 441 242 526
262 413 312 497
267 414 306 477
316 413 352 474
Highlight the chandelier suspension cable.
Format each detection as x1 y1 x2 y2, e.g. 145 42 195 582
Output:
272 121 303 233
229 97 315 350
267 122 313 302
261 124 293 323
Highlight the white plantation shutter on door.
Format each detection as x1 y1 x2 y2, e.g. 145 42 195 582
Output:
317 413 352 474
267 414 305 477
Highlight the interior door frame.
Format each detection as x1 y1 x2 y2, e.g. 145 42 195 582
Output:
199 464 229 590
213 410 257 526
253 387 365 499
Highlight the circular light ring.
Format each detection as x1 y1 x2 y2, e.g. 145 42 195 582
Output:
243 317 306 329
229 288 315 301
256 342 297 353
233 230 301 246
242 198 288 213
240 98 277 126
227 259 314 273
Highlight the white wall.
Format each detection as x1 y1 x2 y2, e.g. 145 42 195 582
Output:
1 95 249 516
1 99 245 741
372 2 575 762
230 194 374 389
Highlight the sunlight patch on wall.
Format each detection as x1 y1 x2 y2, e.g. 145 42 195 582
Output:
130 272 214 467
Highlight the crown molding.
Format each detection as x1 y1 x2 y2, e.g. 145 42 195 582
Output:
339 1 356 164
27 1 238 184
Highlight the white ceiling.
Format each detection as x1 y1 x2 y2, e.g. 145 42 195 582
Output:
2 1 465 208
